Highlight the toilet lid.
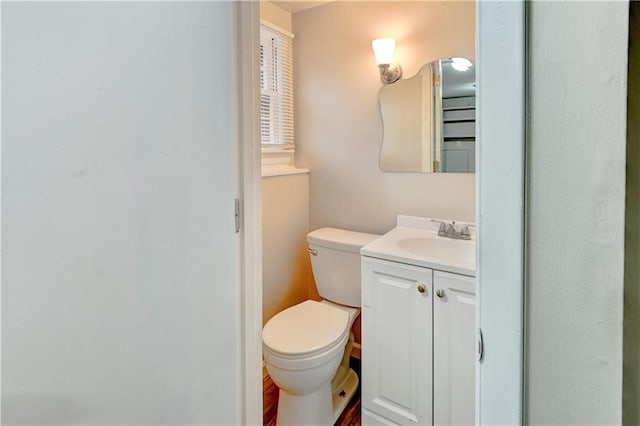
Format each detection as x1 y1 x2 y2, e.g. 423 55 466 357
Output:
262 300 349 356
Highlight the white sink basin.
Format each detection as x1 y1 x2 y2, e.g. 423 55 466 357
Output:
395 236 475 265
361 215 476 276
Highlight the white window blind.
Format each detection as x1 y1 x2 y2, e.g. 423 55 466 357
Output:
260 24 294 150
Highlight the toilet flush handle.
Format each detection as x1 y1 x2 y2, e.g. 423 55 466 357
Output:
307 248 318 256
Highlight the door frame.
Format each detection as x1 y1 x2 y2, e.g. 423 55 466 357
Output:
236 1 527 424
476 1 525 424
234 2 263 425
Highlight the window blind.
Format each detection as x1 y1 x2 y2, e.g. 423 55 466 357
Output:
260 24 294 149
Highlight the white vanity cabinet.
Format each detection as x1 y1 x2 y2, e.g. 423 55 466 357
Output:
433 271 476 426
362 257 476 426
362 257 434 425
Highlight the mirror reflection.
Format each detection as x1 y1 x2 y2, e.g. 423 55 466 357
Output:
378 58 476 173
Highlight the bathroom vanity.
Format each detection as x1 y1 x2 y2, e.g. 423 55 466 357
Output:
360 215 476 425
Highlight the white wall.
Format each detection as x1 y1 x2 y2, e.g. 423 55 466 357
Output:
262 174 312 324
2 3 240 424
259 2 313 326
527 2 628 424
293 1 476 235
260 0 292 33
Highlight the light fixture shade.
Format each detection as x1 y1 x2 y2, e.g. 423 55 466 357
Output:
372 38 396 65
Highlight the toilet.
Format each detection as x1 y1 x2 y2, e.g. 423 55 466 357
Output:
262 227 379 425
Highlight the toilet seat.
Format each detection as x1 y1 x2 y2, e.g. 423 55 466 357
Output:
263 300 349 359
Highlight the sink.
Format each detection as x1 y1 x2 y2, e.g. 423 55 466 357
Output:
361 215 476 276
395 236 475 265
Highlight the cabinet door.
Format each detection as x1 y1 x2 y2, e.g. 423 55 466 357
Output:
363 409 400 426
362 257 433 425
433 271 476 425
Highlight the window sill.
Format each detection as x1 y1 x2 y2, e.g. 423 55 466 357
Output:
261 149 309 178
261 166 310 178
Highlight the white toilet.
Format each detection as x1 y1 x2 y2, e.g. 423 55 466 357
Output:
262 227 379 425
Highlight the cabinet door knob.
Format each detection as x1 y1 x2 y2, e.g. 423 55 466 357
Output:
417 284 427 294
436 289 446 298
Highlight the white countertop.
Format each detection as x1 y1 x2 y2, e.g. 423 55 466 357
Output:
361 215 476 277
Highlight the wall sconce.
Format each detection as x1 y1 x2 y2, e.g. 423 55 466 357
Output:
372 38 402 85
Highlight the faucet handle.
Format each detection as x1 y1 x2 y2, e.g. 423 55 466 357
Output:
431 219 447 233
460 224 470 236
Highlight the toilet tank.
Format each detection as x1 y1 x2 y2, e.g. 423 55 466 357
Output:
307 228 379 307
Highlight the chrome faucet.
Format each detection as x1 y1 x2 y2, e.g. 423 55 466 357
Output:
431 219 472 240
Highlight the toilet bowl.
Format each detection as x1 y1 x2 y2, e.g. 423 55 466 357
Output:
263 300 357 425
262 227 379 425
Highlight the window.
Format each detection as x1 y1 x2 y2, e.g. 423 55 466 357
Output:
260 23 301 175
260 23 293 150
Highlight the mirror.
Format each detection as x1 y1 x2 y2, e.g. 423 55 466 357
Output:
378 58 476 173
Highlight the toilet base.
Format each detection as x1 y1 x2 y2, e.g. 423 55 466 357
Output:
275 368 359 426
331 367 359 423
276 382 333 426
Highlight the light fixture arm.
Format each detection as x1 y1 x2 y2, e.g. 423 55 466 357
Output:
378 63 402 85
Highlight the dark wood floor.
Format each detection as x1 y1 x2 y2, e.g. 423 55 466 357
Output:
263 359 361 426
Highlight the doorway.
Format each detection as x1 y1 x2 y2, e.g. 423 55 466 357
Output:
236 2 526 424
